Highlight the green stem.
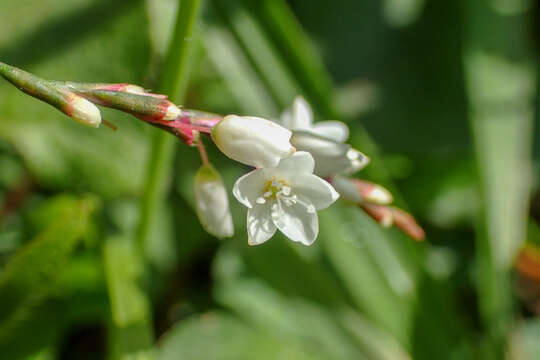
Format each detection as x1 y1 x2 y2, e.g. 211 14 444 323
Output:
137 0 203 256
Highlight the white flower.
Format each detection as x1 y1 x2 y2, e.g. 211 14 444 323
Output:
212 115 295 168
280 96 369 177
194 164 234 238
232 151 339 246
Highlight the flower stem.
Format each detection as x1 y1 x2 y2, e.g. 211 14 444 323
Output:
196 135 209 166
137 0 203 256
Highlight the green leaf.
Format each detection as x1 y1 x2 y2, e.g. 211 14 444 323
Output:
463 1 536 353
0 194 97 350
158 312 334 360
103 237 155 360
318 205 415 346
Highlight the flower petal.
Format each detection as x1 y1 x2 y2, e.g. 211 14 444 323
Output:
292 173 339 210
232 168 268 208
281 96 313 130
311 121 349 142
275 151 315 175
271 196 319 245
247 204 276 245
291 96 313 129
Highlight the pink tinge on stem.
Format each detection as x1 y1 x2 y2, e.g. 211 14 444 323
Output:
390 207 425 241
140 112 222 145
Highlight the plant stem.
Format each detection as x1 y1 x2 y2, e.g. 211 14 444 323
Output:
137 0 203 256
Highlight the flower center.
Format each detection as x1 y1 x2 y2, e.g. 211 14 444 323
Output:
255 179 315 213
256 179 290 204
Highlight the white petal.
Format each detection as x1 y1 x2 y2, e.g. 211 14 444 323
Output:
281 96 313 130
290 96 313 129
275 151 315 175
292 173 340 210
247 204 276 245
272 197 319 245
311 121 350 142
232 169 268 208
291 131 349 158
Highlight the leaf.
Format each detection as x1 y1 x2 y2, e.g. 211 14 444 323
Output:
0 194 97 350
318 205 415 346
158 312 334 360
463 1 536 351
103 237 155 360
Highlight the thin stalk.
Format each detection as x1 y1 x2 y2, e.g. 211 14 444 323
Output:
137 0 203 255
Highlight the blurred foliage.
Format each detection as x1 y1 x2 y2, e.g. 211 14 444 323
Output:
0 0 539 359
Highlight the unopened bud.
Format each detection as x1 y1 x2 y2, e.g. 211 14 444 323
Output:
390 207 425 241
212 115 295 168
332 177 392 205
194 164 234 238
163 103 182 121
353 179 393 205
67 94 102 127
360 203 393 227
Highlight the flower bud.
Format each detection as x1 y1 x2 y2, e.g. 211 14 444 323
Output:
351 178 393 205
360 203 393 227
162 103 182 121
290 131 369 177
211 115 295 168
194 164 234 238
390 207 425 241
67 94 102 128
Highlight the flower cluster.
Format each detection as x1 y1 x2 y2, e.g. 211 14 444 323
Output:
0 62 424 245
213 96 424 244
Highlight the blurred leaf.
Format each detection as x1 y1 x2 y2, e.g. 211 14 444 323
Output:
339 309 411 360
158 312 334 360
319 204 415 346
216 271 416 360
215 278 363 360
204 24 277 117
463 1 536 352
509 320 540 359
103 237 155 360
0 194 97 356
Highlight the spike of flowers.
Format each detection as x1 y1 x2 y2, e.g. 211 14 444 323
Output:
0 63 425 245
